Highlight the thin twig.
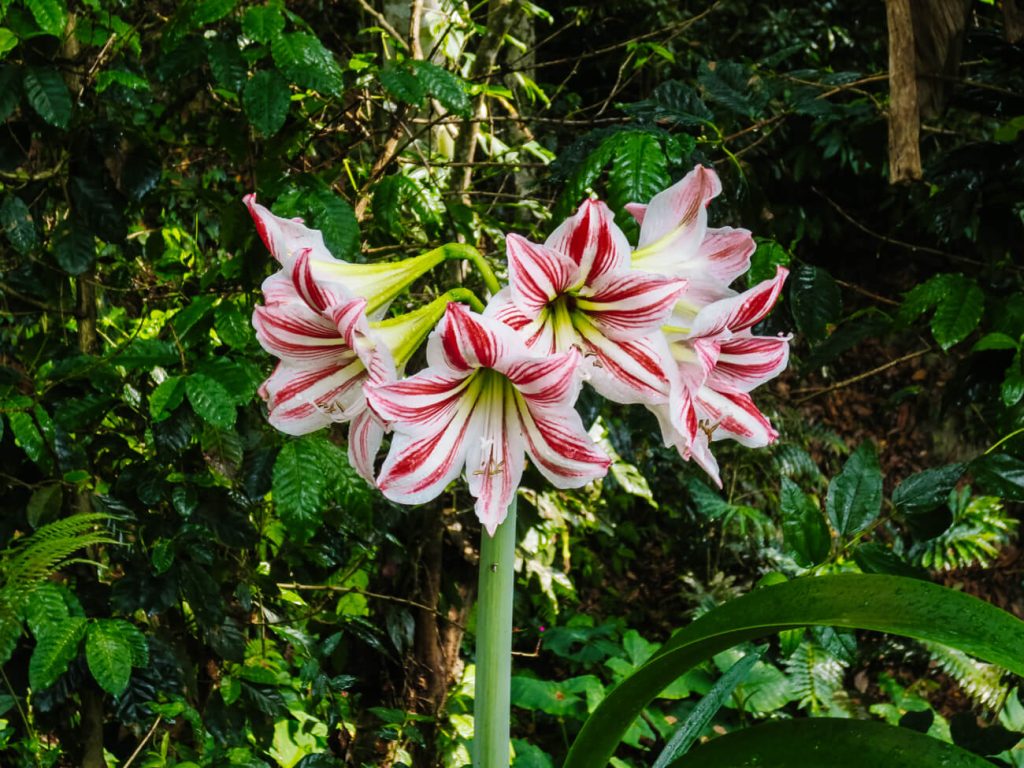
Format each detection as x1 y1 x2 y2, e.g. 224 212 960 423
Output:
276 582 467 629
354 0 410 51
121 715 163 768
834 279 901 307
794 347 931 403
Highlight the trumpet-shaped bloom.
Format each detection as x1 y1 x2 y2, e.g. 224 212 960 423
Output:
366 303 611 534
253 249 460 481
628 165 755 305
652 267 790 485
486 199 688 406
246 194 450 319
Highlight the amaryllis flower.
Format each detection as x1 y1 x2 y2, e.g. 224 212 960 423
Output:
653 267 790 485
627 165 755 305
246 194 451 319
486 199 688 406
365 303 611 534
253 249 464 481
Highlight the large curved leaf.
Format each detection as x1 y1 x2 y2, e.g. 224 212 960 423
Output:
668 718 991 768
563 574 1024 768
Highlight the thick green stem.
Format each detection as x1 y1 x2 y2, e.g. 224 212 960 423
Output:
442 243 503 298
474 500 517 767
446 287 486 314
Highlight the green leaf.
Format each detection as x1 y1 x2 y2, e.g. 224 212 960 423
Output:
653 647 764 767
667 718 991 768
607 132 669 225
826 442 883 536
970 453 1024 501
9 410 45 464
411 60 471 117
29 617 86 690
95 69 150 93
191 0 237 27
207 38 247 92
200 423 243 477
853 543 927 579
272 32 343 95
898 273 954 325
307 187 359 259
23 66 72 128
53 224 95 274
748 239 792 288
698 60 756 117
273 437 329 541
931 278 984 350
25 583 69 639
214 303 254 349
185 374 236 428
1 195 37 253
554 133 618 218
0 28 18 58
27 483 63 528
971 332 1018 353
892 464 965 516
0 65 21 122
85 620 133 696
25 0 67 37
790 265 842 343
511 676 586 717
242 5 284 43
1001 352 1024 407
779 477 830 567
243 69 290 136
379 63 424 105
564 574 1024 768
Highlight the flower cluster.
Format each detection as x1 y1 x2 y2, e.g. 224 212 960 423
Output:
247 166 789 534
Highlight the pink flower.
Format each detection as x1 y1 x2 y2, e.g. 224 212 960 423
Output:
486 199 687 406
365 303 611 534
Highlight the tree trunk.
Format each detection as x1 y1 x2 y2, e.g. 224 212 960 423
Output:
912 0 970 119
886 0 922 183
1006 0 1024 44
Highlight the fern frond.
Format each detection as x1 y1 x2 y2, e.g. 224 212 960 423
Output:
784 640 847 714
924 641 1009 710
0 513 116 595
910 494 1017 571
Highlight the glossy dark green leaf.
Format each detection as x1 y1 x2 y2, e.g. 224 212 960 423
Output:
932 277 984 350
9 410 45 464
1 195 37 253
191 0 237 27
379 64 424 105
607 132 669 226
308 187 359 259
207 37 247 92
272 32 343 95
185 374 236 428
564 574 1024 768
826 442 882 535
779 477 830 567
23 66 71 128
790 265 841 344
53 224 95 274
852 543 926 579
26 483 63 528
970 452 1024 501
85 620 133 696
25 0 67 37
892 463 965 516
748 239 792 288
242 5 284 43
668 718 991 768
29 616 86 690
243 69 290 136
411 60 471 117
273 437 329 541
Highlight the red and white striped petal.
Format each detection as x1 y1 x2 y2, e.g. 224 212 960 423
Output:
484 288 558 354
624 202 647 226
501 347 583 412
261 357 367 435
427 302 519 374
467 386 527 535
293 249 351 313
697 226 756 285
245 194 334 269
573 315 675 405
577 269 688 340
696 386 778 448
366 372 473 428
506 234 579 314
373 390 482 506
670 336 720 392
650 395 723 487
708 335 790 393
688 267 789 339
348 409 385 484
514 395 610 490
545 198 631 284
253 302 347 362
631 165 721 273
